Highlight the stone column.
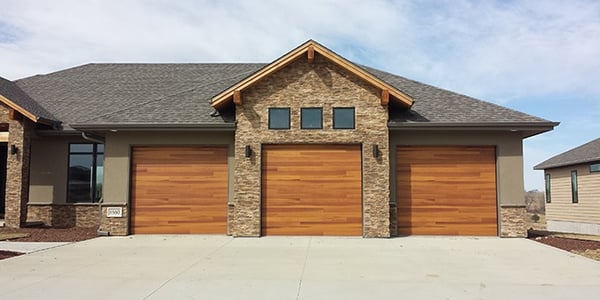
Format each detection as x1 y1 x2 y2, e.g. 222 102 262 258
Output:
500 205 527 237
4 118 32 228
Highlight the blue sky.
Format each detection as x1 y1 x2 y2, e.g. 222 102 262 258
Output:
1 0 599 190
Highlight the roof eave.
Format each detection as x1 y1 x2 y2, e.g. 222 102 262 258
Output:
388 121 559 138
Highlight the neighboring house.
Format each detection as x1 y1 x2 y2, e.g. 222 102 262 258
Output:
534 138 600 235
0 40 557 237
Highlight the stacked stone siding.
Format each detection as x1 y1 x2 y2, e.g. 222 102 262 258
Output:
3 108 32 228
500 205 527 237
27 204 100 228
99 205 128 236
232 54 391 237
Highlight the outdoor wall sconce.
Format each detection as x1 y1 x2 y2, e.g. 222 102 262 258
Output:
10 144 18 155
245 145 252 158
372 144 380 158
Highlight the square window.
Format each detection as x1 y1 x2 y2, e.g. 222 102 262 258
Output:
269 108 290 129
333 107 355 129
301 108 322 129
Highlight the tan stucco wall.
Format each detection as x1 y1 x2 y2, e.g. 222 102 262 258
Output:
390 130 525 207
29 135 88 204
102 131 235 205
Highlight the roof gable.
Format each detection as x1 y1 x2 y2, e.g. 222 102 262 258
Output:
210 40 413 109
0 76 57 126
534 138 600 170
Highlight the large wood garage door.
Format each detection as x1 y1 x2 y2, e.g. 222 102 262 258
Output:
397 146 497 236
262 144 362 236
131 146 228 234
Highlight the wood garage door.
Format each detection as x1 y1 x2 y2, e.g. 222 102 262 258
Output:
397 146 497 236
131 146 228 234
262 144 362 236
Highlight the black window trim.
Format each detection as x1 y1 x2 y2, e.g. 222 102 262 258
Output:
300 107 323 129
268 107 291 130
590 163 600 173
67 143 104 203
571 170 578 204
544 173 551 203
333 107 356 129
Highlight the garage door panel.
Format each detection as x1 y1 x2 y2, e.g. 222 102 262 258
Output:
131 146 228 234
397 146 497 236
262 144 362 236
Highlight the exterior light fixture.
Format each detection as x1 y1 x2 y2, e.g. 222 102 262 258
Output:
245 145 252 158
372 144 379 158
10 144 18 155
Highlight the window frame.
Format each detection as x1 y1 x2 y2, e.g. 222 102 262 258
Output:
333 107 356 129
268 107 291 130
67 143 104 203
544 173 551 203
570 170 578 204
300 107 323 129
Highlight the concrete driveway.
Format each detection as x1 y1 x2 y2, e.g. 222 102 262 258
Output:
0 236 599 300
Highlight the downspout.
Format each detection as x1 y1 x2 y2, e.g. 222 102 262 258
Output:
81 132 109 236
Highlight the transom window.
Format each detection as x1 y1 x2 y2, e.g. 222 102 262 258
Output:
590 163 600 173
68 143 104 203
268 108 290 129
333 107 355 129
301 108 323 129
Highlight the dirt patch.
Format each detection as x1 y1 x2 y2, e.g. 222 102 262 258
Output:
0 250 24 260
531 234 600 261
0 227 98 242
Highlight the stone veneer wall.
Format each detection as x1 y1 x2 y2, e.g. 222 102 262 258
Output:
3 107 32 228
232 53 391 237
27 204 100 228
500 205 527 237
99 205 128 236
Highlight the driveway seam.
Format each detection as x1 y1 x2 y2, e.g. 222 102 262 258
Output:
142 237 234 299
296 236 312 300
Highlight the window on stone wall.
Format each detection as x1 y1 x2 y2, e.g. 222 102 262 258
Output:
333 107 355 129
67 143 104 203
544 173 551 203
301 108 322 129
571 170 578 204
268 108 290 129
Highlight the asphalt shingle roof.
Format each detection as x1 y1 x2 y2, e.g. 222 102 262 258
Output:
534 138 600 170
361 67 551 125
12 62 553 130
0 76 57 123
15 64 263 128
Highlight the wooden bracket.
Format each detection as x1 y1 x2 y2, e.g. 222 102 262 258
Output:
381 89 390 106
8 109 22 121
233 90 242 106
307 46 315 64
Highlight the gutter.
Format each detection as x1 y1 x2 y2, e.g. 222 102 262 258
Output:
388 121 559 138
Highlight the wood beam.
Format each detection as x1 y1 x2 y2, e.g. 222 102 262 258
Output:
307 46 315 64
8 109 22 121
233 90 242 106
381 89 390 106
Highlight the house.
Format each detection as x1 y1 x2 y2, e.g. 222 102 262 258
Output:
0 40 557 237
534 138 600 235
